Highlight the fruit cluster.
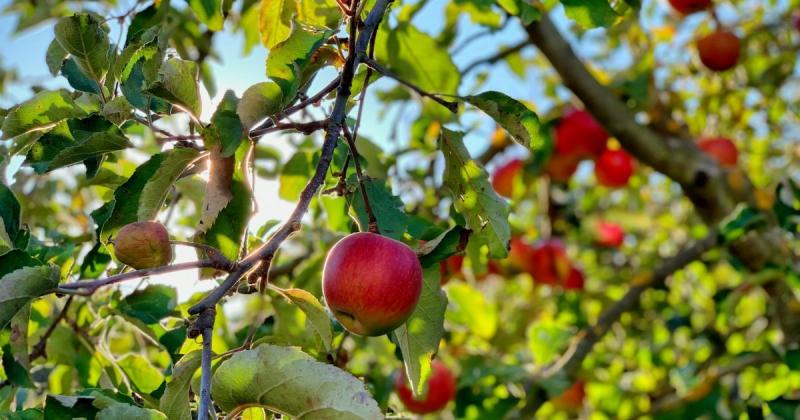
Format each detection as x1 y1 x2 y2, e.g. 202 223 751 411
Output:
668 0 742 72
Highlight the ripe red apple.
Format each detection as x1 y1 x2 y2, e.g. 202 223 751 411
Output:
529 238 572 286
552 380 586 410
668 0 711 14
595 221 625 248
323 232 423 336
544 153 581 183
595 149 635 188
113 221 173 269
698 137 738 167
793 10 800 32
508 236 535 273
439 255 464 285
491 159 523 198
697 30 741 72
394 359 456 414
554 110 609 158
563 267 585 290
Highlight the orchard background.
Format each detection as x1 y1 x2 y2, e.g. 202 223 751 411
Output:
0 0 799 418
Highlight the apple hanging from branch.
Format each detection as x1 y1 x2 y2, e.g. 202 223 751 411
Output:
595 149 635 188
698 137 738 166
322 232 423 336
112 221 174 269
668 0 712 15
697 30 741 72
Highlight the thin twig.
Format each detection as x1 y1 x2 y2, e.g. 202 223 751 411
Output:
29 296 74 361
251 120 329 137
196 310 216 420
249 77 342 139
461 40 529 74
360 57 459 113
53 260 231 296
342 124 379 233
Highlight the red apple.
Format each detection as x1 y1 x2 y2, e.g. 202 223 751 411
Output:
793 10 800 32
439 255 464 285
508 236 535 273
544 153 582 183
697 30 741 72
595 149 635 188
554 110 609 158
668 0 711 14
529 238 572 286
323 232 423 336
491 159 523 198
395 359 456 414
552 380 586 410
113 221 173 269
563 267 585 290
595 221 625 248
698 137 738 167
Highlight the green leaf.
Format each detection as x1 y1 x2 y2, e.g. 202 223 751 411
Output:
159 350 202 420
719 205 767 244
0 408 44 420
101 97 134 126
496 0 540 25
464 91 547 153
279 150 318 201
526 319 573 365
212 344 382 417
267 24 333 102
376 23 461 97
417 225 470 268
54 14 112 82
272 287 333 352
445 282 497 339
118 354 165 394
203 90 244 157
1 89 87 139
97 404 167 420
0 182 21 249
440 129 510 258
146 58 202 117
46 130 131 173
45 39 68 76
99 147 201 241
347 177 408 240
44 395 99 419
392 266 448 397
0 264 59 330
119 285 177 324
259 0 293 49
237 81 284 130
195 141 253 273
187 0 224 31
559 0 619 28
61 57 102 94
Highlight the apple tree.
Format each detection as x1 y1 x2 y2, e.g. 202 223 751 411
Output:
0 0 799 418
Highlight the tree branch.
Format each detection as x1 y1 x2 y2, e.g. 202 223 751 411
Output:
29 296 74 361
54 260 230 296
249 77 342 139
461 40 529 74
342 124 379 233
361 57 459 113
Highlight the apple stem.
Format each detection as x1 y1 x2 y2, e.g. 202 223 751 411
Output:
342 123 380 234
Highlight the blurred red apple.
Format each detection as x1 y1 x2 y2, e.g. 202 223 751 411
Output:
563 267 585 290
668 0 711 14
545 153 582 183
595 149 635 188
793 10 800 32
395 359 457 414
698 137 738 167
552 380 586 410
439 255 464 285
323 232 422 336
508 236 535 273
554 110 609 158
113 221 173 269
529 238 572 286
595 221 625 248
697 30 740 72
492 159 523 198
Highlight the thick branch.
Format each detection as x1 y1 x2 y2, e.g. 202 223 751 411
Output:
525 14 748 226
